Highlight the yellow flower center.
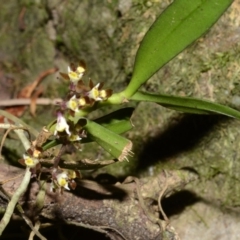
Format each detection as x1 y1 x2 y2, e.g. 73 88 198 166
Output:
68 71 79 82
58 178 67 187
69 100 78 110
24 156 38 167
90 88 99 100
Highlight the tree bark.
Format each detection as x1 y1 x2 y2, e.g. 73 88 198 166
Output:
0 164 197 240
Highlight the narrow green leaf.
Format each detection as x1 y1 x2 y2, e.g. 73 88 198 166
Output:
80 108 134 144
79 118 133 161
94 107 134 134
131 91 240 119
123 0 233 97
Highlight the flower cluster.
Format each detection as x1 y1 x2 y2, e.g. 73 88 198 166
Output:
59 61 112 106
54 62 113 138
19 151 80 192
18 61 113 193
66 79 113 112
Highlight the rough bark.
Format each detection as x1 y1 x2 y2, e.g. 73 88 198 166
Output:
0 164 197 240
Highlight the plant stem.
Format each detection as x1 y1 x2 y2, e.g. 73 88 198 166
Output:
0 167 31 235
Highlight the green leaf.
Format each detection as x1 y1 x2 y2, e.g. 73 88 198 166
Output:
123 0 233 97
80 107 134 144
79 118 133 161
131 91 240 119
93 107 134 134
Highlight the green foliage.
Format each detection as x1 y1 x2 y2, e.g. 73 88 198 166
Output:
79 118 133 161
123 0 233 97
80 107 134 144
29 0 240 165
1 0 239 190
131 91 240 118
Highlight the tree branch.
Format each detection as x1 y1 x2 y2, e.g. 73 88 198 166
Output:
0 164 198 240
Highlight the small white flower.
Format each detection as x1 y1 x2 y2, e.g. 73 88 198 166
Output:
87 83 102 101
68 66 84 83
54 112 71 136
56 172 70 190
23 154 39 168
66 95 79 112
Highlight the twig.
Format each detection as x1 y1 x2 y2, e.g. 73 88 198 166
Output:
0 98 62 107
0 123 33 235
28 221 41 240
0 167 31 235
158 170 169 225
22 217 46 240
7 198 47 240
0 187 46 239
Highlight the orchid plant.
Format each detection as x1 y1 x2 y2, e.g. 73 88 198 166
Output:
2 0 239 193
